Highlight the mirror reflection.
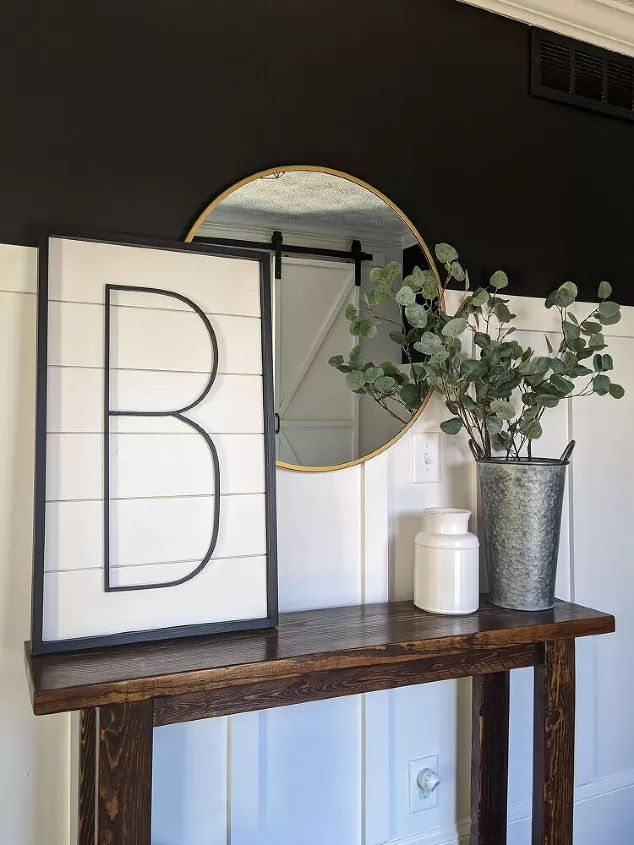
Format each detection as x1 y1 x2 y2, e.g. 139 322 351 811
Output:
193 168 438 470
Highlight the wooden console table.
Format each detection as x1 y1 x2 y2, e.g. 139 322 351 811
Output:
25 597 614 845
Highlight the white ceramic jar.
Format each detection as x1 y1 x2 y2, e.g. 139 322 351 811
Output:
414 508 479 615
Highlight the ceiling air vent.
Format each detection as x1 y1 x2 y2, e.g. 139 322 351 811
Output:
531 28 634 121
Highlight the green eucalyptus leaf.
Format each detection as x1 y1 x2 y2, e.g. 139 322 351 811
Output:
490 270 509 290
442 317 468 338
344 303 357 320
389 331 408 346
609 383 625 398
598 281 612 300
420 270 439 300
536 396 559 408
405 303 428 329
460 359 486 382
346 370 367 390
572 364 592 377
589 333 605 349
435 243 459 264
358 318 377 338
451 261 466 282
349 319 362 336
380 360 401 378
470 288 489 307
413 331 442 355
523 419 543 439
601 353 614 371
598 300 620 319
545 291 558 309
490 399 516 420
402 272 422 292
423 363 439 385
364 366 383 384
485 414 503 434
560 281 578 299
581 320 602 334
328 355 344 368
598 309 621 326
430 347 450 364
374 375 397 394
373 282 391 304
593 374 611 395
395 286 416 306
492 302 512 323
474 331 491 348
563 321 580 341
551 375 575 395
383 262 401 283
400 383 421 408
440 417 463 435
568 338 586 353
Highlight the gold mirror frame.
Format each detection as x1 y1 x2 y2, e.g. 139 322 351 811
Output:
185 165 442 473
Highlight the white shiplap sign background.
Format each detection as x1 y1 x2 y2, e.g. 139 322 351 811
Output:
35 236 275 650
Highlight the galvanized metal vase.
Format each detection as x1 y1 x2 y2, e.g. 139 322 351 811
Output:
477 456 569 611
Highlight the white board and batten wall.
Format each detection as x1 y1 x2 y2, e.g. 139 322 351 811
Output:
1 243 633 844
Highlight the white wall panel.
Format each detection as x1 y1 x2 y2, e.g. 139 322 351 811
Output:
571 333 634 780
275 464 363 611
0 256 70 845
152 717 229 845
231 699 362 845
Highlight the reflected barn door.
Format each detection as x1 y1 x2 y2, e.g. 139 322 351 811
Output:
274 257 358 466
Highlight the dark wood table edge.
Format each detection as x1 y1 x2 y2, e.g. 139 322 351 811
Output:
24 607 615 717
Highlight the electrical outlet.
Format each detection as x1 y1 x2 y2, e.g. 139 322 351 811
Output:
412 432 440 483
409 755 440 813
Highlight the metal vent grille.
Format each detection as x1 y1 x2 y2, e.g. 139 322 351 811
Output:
531 28 634 121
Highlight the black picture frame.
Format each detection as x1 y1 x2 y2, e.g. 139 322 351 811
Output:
31 232 278 655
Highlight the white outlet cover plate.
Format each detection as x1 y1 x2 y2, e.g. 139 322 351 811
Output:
409 754 439 813
412 432 440 483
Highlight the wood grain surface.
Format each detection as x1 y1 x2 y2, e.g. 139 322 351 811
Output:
25 598 613 715
470 671 510 844
532 638 576 844
78 709 96 845
97 701 153 845
154 643 537 726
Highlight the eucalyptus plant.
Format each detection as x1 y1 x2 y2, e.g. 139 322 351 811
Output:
329 243 624 460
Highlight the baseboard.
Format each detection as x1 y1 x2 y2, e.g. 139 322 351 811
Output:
382 768 634 845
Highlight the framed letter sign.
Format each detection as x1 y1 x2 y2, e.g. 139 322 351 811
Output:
31 234 277 654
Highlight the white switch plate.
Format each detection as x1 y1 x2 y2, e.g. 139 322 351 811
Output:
409 754 439 814
412 432 440 483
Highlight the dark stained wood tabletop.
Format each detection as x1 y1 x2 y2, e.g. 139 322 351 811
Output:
25 597 614 716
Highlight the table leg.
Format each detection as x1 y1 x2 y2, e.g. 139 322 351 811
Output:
470 671 510 844
96 700 154 845
532 638 575 845
78 709 96 845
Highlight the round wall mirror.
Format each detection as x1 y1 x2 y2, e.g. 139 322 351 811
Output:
186 166 439 471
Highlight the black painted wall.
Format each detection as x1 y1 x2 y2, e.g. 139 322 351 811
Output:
3 0 634 301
